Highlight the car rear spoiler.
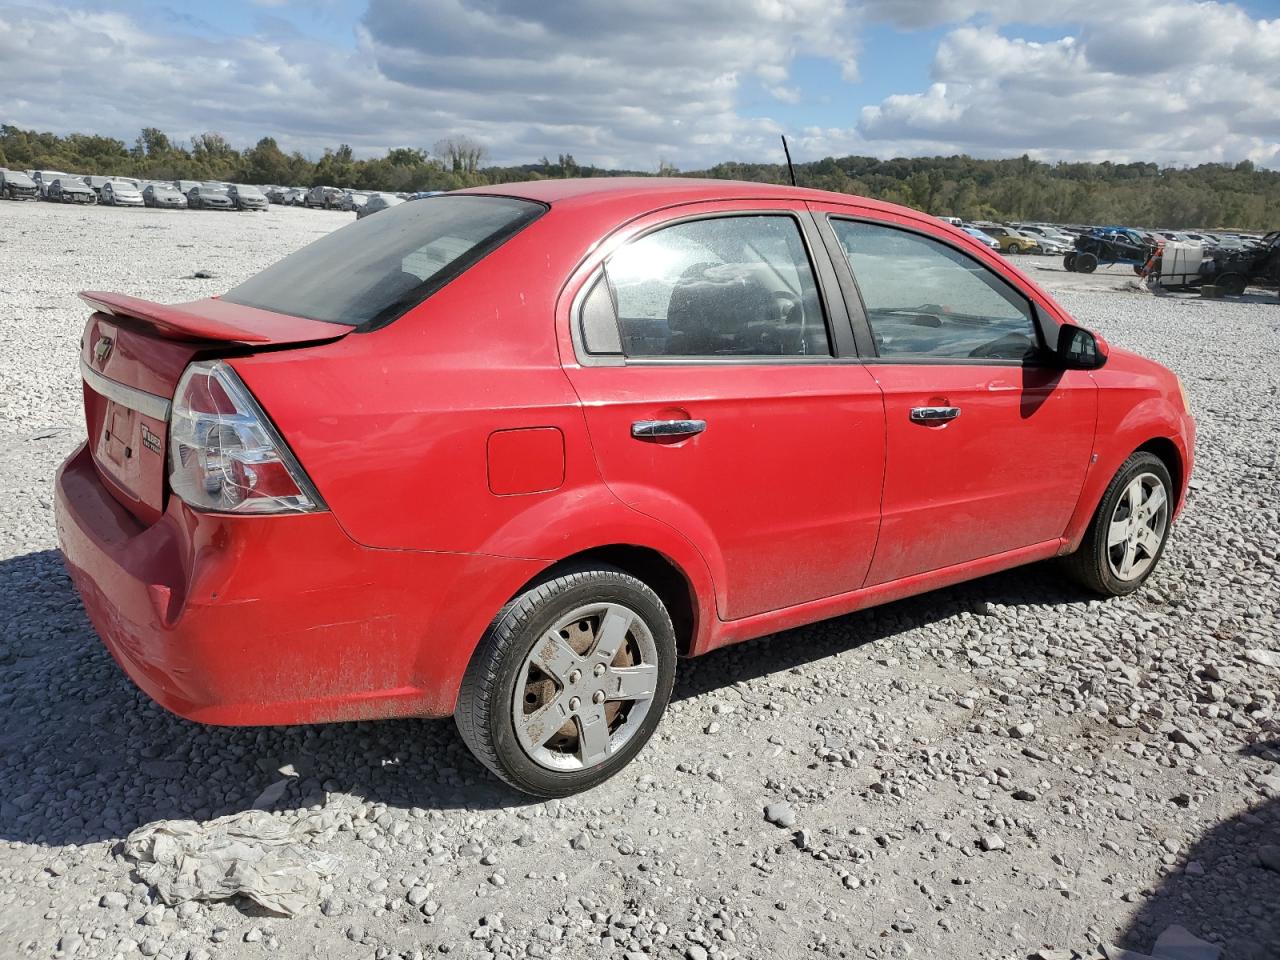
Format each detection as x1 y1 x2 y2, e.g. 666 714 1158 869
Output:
78 292 355 346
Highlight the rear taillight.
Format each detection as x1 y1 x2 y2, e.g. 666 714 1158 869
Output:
169 360 324 514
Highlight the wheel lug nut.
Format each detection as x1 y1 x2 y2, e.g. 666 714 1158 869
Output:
568 696 581 711
593 663 606 677
592 690 605 704
568 669 581 684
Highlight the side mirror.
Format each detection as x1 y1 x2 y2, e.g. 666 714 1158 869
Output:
1055 323 1108 370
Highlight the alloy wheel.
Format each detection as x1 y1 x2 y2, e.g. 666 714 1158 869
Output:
511 602 659 771
1106 471 1169 581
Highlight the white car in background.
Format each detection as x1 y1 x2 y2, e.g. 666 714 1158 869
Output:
1016 224 1074 254
101 181 145 207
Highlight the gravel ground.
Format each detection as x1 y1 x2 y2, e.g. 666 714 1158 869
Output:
1 201 1278 960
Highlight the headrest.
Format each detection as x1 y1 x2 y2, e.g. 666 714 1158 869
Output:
666 265 773 334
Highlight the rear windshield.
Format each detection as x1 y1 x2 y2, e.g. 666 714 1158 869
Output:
222 195 545 329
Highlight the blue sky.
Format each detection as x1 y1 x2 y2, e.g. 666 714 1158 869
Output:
2 0 1278 168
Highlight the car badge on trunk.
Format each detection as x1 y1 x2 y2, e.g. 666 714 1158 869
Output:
93 336 113 365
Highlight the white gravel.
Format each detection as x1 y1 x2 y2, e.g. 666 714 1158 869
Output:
0 201 1277 960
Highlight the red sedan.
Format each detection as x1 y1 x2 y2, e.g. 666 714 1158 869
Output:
55 179 1195 797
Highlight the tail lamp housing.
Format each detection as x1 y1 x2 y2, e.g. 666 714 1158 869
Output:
169 360 324 514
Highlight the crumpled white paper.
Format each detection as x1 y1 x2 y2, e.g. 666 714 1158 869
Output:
122 808 345 917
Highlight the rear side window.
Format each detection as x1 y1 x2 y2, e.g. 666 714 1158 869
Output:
223 195 544 329
593 215 830 358
831 219 1040 361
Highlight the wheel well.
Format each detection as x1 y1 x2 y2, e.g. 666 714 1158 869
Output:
518 546 698 656
1136 437 1184 508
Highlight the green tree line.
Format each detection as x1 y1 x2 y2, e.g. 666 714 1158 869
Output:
2 124 1276 230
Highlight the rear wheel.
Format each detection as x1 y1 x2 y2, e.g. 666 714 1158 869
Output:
455 565 676 797
1076 252 1098 273
1216 273 1247 297
1063 452 1173 596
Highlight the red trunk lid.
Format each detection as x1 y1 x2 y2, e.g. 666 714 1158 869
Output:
78 292 353 524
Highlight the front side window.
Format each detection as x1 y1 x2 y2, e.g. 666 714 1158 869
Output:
600 215 830 358
223 195 545 328
831 219 1040 361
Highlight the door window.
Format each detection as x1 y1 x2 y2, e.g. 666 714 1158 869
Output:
598 215 830 358
831 219 1040 361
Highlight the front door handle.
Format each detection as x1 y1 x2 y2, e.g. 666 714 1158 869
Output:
910 406 961 423
631 419 707 439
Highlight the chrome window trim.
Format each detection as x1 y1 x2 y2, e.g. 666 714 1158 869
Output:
80 360 171 420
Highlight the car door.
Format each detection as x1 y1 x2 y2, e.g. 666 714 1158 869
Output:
812 204 1097 586
561 202 886 621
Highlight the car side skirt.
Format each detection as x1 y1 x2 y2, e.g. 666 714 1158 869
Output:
697 539 1064 655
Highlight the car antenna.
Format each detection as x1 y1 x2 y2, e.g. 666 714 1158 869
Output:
781 135 798 187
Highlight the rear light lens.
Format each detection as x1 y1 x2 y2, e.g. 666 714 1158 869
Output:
169 360 324 514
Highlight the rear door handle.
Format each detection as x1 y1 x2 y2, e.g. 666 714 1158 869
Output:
910 406 961 423
631 419 707 439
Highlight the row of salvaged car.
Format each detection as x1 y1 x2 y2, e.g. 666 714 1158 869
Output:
0 169 416 219
938 217 1267 261
262 185 424 218
0 169 270 210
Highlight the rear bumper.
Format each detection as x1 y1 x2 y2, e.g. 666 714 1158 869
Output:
55 443 543 725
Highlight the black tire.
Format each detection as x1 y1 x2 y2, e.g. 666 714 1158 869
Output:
1076 252 1098 273
455 564 677 797
1007 244 1021 255
1063 452 1173 596
1216 273 1247 297
1064 252 1077 272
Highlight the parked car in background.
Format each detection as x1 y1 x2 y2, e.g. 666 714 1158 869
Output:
143 183 188 208
187 186 234 210
305 185 345 209
961 224 1000 249
227 184 269 211
0 169 39 200
47 177 96 204
81 175 113 198
55 180 1194 797
101 181 145 207
173 180 201 196
340 191 372 212
979 225 1042 254
34 171 73 198
1014 224 1073 254
264 186 289 204
1203 230 1280 296
1066 227 1156 274
356 193 405 219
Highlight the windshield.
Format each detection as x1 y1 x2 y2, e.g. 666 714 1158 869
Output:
236 185 263 196
108 181 134 191
223 195 545 328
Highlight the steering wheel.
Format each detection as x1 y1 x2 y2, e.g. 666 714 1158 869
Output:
771 290 801 323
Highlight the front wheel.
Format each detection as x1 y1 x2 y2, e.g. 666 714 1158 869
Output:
455 565 676 797
1063 452 1173 596
1064 252 1077 271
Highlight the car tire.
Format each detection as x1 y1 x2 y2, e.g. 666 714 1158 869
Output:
1075 252 1098 273
1216 273 1247 297
1063 253 1077 271
1063 452 1174 597
455 564 677 798
1007 244 1020 255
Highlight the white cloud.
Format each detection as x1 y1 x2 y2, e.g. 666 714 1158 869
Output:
0 0 1276 168
856 8 1280 166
